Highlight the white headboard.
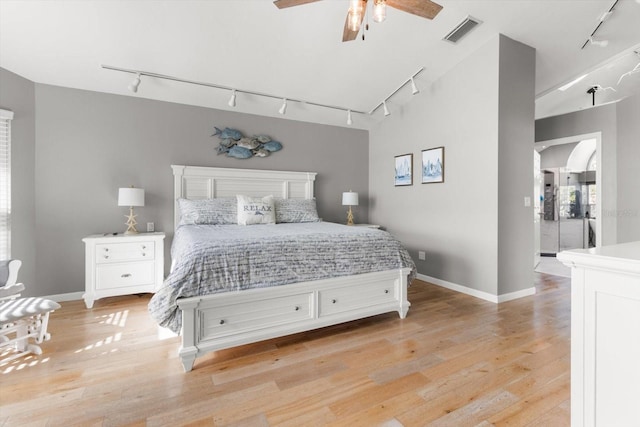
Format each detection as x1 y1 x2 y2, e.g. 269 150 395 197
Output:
172 165 317 229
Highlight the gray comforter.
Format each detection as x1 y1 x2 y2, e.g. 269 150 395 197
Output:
149 222 416 333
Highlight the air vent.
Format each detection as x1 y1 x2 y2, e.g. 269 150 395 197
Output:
443 16 482 44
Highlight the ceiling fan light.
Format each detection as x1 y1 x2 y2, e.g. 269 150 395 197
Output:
348 0 364 31
373 0 386 23
228 89 236 107
279 98 287 115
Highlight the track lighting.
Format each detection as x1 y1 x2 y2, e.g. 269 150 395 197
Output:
279 98 287 115
127 73 141 93
589 37 609 47
410 77 419 95
103 64 425 126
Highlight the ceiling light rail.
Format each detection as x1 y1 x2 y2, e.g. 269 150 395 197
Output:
581 0 618 49
102 64 424 123
369 67 425 116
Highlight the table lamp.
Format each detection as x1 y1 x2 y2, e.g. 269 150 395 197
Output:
118 186 145 234
342 191 359 226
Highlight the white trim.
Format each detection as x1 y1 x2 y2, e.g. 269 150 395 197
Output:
41 291 84 303
416 273 536 303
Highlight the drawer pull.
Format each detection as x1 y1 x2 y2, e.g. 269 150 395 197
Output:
121 273 132 278
104 248 109 252
295 306 300 311
104 255 109 259
332 299 337 304
142 245 146 249
142 253 146 257
219 319 225 325
384 289 389 294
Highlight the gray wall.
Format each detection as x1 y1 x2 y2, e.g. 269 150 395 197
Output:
369 34 535 297
497 35 535 295
0 68 37 290
4 75 369 297
536 93 640 245
615 94 640 243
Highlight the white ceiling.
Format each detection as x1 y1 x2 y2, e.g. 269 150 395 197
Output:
1 0 639 129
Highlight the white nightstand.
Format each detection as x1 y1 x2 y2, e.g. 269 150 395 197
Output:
82 232 165 308
352 224 381 229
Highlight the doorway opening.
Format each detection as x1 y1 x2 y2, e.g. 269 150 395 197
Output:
534 132 602 277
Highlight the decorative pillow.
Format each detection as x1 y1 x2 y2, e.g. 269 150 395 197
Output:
177 198 237 225
237 195 276 225
275 198 320 223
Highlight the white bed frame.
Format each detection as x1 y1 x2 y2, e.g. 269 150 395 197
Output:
171 165 411 371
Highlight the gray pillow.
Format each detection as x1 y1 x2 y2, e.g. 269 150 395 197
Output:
177 198 237 225
275 199 320 223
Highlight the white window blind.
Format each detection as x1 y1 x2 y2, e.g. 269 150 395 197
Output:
0 109 14 260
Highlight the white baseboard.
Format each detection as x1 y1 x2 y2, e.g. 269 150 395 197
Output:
416 273 535 304
42 291 83 303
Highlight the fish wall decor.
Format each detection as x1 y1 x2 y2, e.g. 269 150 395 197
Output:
212 127 283 159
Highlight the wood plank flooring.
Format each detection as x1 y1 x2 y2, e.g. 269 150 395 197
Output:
0 274 570 426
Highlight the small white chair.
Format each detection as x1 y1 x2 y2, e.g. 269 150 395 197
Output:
0 260 60 364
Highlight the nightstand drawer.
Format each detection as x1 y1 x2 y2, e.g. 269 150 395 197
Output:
95 261 155 290
95 241 155 263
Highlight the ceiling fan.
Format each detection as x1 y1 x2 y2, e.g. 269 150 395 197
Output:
273 0 443 42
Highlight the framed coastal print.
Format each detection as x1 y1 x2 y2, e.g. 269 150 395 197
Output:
422 146 444 184
394 153 413 186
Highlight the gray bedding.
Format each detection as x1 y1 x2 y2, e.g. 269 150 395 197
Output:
149 222 416 333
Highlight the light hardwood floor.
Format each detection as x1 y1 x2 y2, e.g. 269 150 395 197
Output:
0 274 570 426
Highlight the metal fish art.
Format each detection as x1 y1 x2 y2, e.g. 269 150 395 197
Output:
213 127 242 141
227 146 253 159
212 126 283 159
255 135 271 143
236 137 261 150
253 148 270 157
262 141 283 152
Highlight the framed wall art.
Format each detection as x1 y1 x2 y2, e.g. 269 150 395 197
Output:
394 153 413 186
422 146 444 184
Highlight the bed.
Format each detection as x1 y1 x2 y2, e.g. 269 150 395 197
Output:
150 165 415 371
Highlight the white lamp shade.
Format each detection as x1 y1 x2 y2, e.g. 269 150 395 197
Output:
118 187 145 207
342 191 359 206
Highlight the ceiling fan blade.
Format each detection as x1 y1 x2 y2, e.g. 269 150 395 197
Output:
386 0 443 20
342 1 367 42
273 0 322 9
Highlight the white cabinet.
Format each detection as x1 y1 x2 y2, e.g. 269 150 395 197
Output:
82 232 165 308
558 241 640 427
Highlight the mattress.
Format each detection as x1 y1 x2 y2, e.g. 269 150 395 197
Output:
149 222 416 333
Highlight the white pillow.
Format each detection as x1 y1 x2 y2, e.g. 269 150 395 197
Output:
237 195 276 225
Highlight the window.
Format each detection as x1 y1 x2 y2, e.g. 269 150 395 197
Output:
0 109 14 259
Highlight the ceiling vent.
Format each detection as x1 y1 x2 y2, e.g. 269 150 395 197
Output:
443 16 482 44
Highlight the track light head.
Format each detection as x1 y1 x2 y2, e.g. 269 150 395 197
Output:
383 101 390 116
228 89 236 107
410 77 419 95
589 37 609 47
128 73 141 93
279 98 287 115
347 109 353 125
